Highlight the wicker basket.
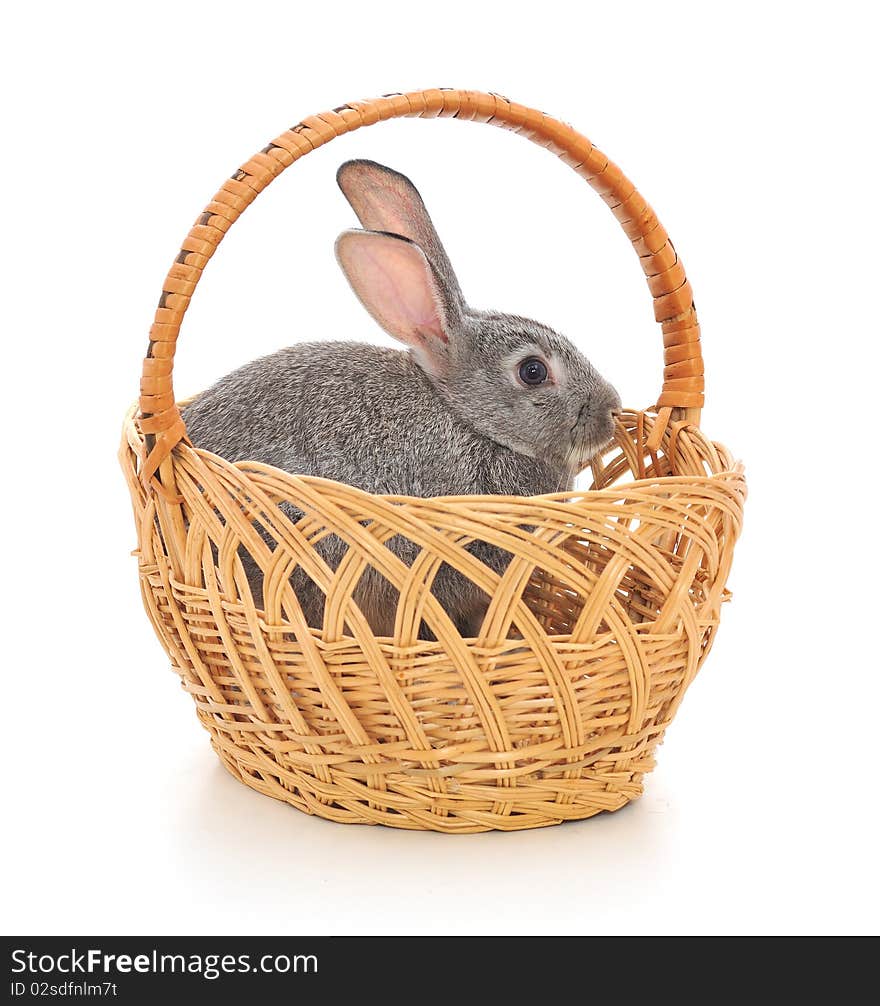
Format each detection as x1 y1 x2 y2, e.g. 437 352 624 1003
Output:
120 89 746 833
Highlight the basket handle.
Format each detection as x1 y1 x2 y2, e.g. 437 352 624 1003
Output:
139 88 703 485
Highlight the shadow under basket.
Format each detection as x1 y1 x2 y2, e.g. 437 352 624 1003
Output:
121 89 746 833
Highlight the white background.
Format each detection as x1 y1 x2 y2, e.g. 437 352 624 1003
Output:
2 0 877 936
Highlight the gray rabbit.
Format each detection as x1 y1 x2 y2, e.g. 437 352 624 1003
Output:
182 160 621 637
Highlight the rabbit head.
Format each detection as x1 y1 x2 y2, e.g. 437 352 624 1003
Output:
335 160 622 474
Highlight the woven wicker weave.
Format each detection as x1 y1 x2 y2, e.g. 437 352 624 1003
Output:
120 89 746 833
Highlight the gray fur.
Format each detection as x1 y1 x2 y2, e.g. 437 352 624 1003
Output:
182 161 621 637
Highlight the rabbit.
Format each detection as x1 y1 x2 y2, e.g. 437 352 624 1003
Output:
181 159 621 638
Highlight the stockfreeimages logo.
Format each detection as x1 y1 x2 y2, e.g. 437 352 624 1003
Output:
10 948 318 982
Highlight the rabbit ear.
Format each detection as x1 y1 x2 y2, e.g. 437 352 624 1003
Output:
337 160 466 309
335 229 454 372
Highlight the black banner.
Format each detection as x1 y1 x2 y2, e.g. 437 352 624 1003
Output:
1 936 873 999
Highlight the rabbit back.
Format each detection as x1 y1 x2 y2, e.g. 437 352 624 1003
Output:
182 341 562 497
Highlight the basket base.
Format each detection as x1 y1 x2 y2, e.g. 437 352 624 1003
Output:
210 738 647 834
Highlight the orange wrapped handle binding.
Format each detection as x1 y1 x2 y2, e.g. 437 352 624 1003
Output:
139 88 704 484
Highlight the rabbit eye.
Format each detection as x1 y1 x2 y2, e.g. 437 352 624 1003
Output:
518 357 548 386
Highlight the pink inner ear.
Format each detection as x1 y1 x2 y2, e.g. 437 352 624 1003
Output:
402 273 447 345
361 190 412 238
339 233 448 350
353 178 420 243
